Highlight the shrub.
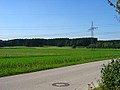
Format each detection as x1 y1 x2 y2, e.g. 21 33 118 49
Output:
101 59 120 90
72 45 76 49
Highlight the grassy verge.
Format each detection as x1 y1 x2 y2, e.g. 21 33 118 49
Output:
0 47 120 77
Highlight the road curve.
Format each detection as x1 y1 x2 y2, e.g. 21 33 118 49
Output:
0 60 110 90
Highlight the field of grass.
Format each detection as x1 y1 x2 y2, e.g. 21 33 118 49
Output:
0 46 120 77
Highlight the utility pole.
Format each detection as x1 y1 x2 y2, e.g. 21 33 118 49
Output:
88 21 98 50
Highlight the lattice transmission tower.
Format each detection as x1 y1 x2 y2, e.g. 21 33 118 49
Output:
88 21 98 50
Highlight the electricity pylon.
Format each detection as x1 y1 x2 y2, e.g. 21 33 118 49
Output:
88 21 98 50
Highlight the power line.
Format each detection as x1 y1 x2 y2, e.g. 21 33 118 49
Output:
0 24 119 29
1 30 120 37
0 23 120 40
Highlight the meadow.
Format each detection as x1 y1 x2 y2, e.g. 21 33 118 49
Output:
0 46 120 77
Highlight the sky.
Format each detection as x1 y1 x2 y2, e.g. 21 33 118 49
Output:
0 0 120 40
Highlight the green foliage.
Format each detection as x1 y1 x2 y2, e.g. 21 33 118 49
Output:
108 0 120 14
101 59 120 90
88 41 120 49
72 45 76 49
1 38 120 48
0 38 97 47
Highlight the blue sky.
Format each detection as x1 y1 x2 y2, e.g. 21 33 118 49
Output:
0 0 120 40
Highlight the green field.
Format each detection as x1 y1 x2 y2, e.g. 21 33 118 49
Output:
0 46 120 77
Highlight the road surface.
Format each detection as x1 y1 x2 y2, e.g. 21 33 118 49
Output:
0 60 110 90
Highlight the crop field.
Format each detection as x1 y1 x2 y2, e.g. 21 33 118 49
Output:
0 46 120 77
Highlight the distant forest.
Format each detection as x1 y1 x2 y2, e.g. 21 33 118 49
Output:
0 38 120 48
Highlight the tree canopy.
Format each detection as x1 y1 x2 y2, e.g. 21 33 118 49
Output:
0 38 120 49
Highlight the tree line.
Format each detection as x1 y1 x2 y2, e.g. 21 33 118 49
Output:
89 40 120 49
0 38 97 47
0 38 120 48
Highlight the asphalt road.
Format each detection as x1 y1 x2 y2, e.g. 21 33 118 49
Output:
0 60 110 90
